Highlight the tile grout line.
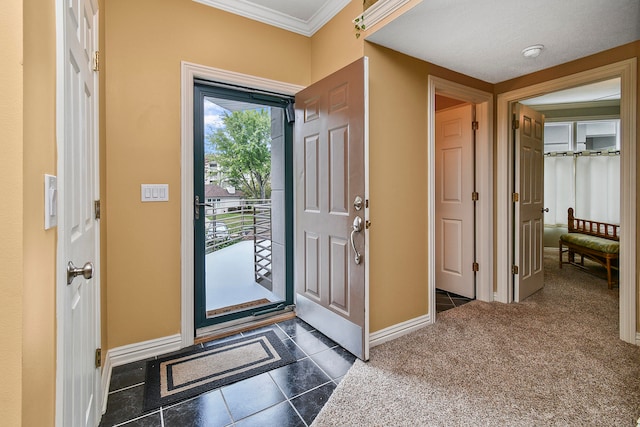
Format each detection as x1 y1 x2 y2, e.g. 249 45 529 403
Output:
108 381 145 395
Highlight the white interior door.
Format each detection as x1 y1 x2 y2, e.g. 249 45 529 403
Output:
59 0 101 425
435 104 475 299
294 58 368 360
514 103 545 301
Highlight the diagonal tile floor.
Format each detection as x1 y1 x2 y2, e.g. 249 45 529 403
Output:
435 289 473 313
99 318 355 427
101 298 469 427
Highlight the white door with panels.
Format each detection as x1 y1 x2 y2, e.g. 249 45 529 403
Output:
514 103 545 301
435 104 475 299
58 0 101 425
294 58 369 360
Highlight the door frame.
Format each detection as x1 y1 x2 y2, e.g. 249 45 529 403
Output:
495 59 637 344
180 62 303 347
428 76 494 319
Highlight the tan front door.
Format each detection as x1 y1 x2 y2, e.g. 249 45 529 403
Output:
435 104 476 299
294 58 368 360
514 103 545 301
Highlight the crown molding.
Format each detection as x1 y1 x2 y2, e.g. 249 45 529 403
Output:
354 0 412 32
193 0 351 37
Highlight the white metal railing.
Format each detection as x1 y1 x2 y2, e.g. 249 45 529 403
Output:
203 199 272 285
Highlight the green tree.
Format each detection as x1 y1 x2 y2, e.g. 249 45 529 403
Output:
207 109 271 199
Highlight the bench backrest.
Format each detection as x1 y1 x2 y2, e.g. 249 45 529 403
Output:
567 207 619 241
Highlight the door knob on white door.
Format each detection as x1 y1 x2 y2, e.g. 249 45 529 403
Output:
67 261 93 285
541 208 549 213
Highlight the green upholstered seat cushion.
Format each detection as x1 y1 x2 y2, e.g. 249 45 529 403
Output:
560 233 619 254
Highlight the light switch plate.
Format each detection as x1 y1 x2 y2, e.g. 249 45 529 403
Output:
44 174 58 229
141 184 169 202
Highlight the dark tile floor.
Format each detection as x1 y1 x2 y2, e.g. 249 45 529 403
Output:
99 318 355 427
435 288 473 313
101 298 469 427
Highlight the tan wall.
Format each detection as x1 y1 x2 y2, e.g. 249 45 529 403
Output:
104 0 311 348
22 0 58 424
310 0 364 83
495 41 640 331
0 0 24 425
364 43 492 332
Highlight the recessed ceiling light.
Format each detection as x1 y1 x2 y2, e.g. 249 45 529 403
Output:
522 44 544 58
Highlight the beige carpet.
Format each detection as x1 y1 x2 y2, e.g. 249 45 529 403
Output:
313 249 640 426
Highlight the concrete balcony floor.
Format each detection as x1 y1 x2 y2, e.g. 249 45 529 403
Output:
206 240 281 312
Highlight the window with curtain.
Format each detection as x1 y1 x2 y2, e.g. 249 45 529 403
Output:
544 119 620 226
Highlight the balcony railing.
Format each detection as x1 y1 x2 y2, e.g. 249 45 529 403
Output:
204 199 272 285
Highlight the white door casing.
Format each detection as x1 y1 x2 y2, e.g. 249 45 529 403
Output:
513 103 545 301
435 104 475 299
294 58 369 360
56 0 101 425
427 76 494 323
497 60 636 344
181 63 303 345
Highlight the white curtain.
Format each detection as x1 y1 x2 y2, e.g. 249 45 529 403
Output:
544 155 574 225
544 153 620 226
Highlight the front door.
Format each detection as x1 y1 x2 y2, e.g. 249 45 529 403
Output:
514 103 545 301
294 58 369 360
59 0 101 425
435 104 476 299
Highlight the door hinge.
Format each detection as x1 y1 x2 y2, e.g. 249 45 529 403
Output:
365 199 369 208
95 348 102 368
94 200 101 220
472 262 479 272
365 220 372 229
512 192 519 202
472 191 479 201
512 265 519 275
93 51 100 72
472 121 479 131
512 117 520 130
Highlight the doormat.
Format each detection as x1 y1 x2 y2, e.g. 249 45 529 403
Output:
143 330 294 411
206 298 271 317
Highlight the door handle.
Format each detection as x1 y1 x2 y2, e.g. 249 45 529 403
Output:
194 195 215 220
67 261 93 285
541 208 549 213
350 216 363 265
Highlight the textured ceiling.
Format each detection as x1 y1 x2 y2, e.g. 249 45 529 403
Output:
367 0 640 83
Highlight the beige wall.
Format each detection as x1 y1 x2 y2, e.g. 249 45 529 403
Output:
22 0 58 424
0 0 24 425
364 43 492 332
104 0 311 348
495 41 640 331
310 0 364 83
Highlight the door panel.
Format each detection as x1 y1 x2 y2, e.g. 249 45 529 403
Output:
61 0 101 425
295 58 368 360
515 103 545 301
435 104 475 299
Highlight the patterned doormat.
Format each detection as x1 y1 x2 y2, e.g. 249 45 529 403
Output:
143 330 294 411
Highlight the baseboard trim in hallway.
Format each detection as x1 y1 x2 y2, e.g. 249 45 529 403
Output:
101 334 182 413
369 314 431 348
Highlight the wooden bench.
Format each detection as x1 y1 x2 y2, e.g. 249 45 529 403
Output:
559 208 619 288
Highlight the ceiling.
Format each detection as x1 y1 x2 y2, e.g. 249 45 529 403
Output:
198 0 640 84
367 0 640 83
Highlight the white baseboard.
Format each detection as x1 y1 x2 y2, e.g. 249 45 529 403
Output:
101 334 182 413
369 314 431 348
636 332 640 346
